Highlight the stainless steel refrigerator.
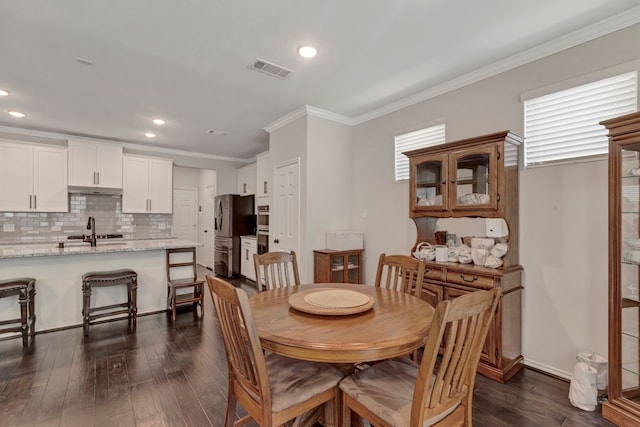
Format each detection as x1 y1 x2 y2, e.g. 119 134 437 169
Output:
214 194 255 278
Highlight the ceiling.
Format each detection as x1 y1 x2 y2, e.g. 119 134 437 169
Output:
0 1 639 161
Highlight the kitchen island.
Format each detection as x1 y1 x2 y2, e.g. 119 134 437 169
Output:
0 239 202 333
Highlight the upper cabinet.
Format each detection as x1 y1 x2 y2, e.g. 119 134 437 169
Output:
406 131 521 218
237 163 257 196
122 154 173 213
255 151 271 204
0 141 68 212
68 140 123 189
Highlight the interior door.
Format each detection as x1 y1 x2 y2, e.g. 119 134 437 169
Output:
273 160 300 256
201 185 216 269
173 188 197 241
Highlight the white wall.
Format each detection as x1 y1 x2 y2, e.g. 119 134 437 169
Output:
173 166 200 189
349 24 640 377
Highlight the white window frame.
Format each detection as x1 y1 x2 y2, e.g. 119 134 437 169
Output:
394 123 445 182
523 71 637 168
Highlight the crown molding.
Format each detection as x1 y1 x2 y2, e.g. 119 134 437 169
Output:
349 6 640 125
0 124 250 163
263 105 354 133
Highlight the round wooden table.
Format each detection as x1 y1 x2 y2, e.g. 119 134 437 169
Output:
249 283 435 364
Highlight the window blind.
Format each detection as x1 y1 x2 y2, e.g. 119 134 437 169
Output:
394 123 445 182
524 71 637 167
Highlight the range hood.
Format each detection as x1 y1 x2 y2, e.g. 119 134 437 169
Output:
68 185 122 195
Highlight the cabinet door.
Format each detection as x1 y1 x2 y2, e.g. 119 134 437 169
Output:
148 159 173 213
448 145 498 212
68 141 97 186
410 153 448 213
122 156 150 213
419 282 443 307
0 143 32 211
256 152 271 199
444 287 496 365
96 144 123 188
33 146 68 212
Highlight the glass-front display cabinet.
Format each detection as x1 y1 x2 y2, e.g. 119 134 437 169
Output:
406 131 520 219
603 111 640 426
313 249 363 284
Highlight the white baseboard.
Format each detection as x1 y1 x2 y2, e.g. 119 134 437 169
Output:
524 358 573 381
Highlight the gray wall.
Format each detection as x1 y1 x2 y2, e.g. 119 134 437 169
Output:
349 24 640 377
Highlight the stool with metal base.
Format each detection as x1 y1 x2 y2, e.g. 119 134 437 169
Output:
82 269 137 336
0 278 36 346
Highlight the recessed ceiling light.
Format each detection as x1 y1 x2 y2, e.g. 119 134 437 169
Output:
152 119 166 125
144 132 156 138
8 111 25 118
297 45 317 58
0 90 8 97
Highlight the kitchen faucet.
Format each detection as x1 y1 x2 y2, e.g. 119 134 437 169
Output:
85 216 96 247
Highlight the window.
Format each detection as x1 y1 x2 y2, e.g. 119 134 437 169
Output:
394 123 445 182
524 71 637 167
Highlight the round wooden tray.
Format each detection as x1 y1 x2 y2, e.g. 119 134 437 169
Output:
288 288 375 316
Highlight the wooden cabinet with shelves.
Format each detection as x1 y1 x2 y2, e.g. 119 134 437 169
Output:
313 249 363 284
68 139 123 190
405 130 523 383
602 112 640 426
237 163 257 196
0 141 68 212
122 154 173 213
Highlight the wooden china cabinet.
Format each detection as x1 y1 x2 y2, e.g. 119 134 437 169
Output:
602 112 640 426
404 130 524 383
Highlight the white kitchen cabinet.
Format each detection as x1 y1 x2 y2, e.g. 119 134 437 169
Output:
0 141 68 212
237 163 256 196
256 151 271 206
240 236 257 282
122 154 173 213
68 139 123 189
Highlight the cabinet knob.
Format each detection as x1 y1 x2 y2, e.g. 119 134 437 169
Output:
274 238 280 244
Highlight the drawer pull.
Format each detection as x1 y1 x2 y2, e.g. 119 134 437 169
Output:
460 274 478 283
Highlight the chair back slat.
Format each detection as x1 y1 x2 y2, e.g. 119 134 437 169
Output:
374 253 426 296
254 251 300 291
206 276 271 411
411 288 501 426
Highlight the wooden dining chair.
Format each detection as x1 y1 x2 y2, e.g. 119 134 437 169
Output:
374 253 426 297
166 247 205 322
340 288 501 427
206 275 342 427
253 250 300 292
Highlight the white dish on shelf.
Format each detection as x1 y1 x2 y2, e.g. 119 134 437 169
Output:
624 239 640 249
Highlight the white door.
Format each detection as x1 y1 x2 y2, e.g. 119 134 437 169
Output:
273 160 300 255
201 184 216 269
173 188 197 241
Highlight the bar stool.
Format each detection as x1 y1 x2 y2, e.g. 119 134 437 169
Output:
82 269 137 336
0 278 36 347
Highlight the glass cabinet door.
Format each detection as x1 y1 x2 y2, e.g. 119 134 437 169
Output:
330 255 345 283
412 153 447 211
449 146 497 211
347 253 360 283
619 148 640 400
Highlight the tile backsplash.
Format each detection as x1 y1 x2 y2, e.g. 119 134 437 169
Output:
0 194 172 243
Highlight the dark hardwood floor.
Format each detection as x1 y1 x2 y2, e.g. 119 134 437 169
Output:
0 273 613 427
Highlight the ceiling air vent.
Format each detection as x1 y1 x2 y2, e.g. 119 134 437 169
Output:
250 58 294 79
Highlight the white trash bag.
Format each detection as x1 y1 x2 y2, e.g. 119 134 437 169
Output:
569 362 598 411
576 352 608 394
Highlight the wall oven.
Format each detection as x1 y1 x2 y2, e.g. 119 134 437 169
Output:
256 205 269 254
214 236 233 277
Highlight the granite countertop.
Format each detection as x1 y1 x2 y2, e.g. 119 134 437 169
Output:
0 238 202 259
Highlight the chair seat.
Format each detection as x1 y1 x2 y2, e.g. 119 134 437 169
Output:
168 277 205 288
266 352 343 413
339 358 458 426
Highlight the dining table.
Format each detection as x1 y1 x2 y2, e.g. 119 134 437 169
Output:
249 283 435 427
